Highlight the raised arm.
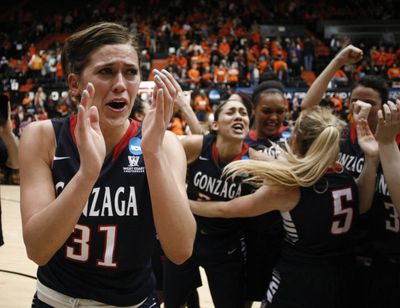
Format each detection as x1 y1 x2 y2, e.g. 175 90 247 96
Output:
141 69 195 264
375 100 400 211
190 185 299 218
173 84 203 135
301 45 363 110
20 84 106 265
355 119 379 213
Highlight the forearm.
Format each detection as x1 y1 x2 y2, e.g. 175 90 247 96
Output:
379 141 400 210
2 132 19 169
301 58 342 109
190 199 229 218
357 155 379 214
143 151 195 264
181 104 203 134
22 170 97 265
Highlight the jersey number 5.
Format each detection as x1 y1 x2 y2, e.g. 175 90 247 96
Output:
66 224 118 268
331 188 353 235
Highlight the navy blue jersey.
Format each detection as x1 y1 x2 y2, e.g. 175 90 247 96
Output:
281 169 359 261
38 116 156 306
245 126 291 158
243 127 290 300
370 167 400 257
244 128 291 237
186 134 252 236
339 123 400 257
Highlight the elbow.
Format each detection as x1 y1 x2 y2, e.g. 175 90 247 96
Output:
24 236 52 266
26 248 52 266
165 243 193 265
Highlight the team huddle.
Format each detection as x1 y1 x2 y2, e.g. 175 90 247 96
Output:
17 22 399 308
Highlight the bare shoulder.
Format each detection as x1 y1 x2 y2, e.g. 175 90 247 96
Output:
163 131 185 161
179 134 203 164
20 120 55 165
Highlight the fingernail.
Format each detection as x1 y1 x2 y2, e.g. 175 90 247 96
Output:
154 69 160 75
162 69 170 75
154 75 161 82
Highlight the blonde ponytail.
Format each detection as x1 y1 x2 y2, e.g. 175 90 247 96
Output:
224 106 345 187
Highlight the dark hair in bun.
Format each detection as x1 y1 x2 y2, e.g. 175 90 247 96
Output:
252 80 285 107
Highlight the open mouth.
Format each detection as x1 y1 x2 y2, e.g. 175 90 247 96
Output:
232 123 244 133
107 101 127 110
264 122 279 130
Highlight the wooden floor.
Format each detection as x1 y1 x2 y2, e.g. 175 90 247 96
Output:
0 185 37 307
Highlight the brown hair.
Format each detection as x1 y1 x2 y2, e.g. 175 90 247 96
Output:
61 22 140 77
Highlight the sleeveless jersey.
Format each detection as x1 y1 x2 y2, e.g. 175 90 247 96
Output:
244 127 291 237
339 123 400 257
37 117 156 306
245 126 291 158
281 169 359 261
186 133 253 236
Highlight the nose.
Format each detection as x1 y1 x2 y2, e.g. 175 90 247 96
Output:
268 110 283 121
233 111 244 121
112 72 127 93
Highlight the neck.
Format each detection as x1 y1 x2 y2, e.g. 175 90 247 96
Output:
215 137 244 163
101 120 130 155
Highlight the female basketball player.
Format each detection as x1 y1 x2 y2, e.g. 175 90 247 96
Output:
243 80 290 305
301 44 400 308
19 22 195 307
164 92 266 308
190 105 379 308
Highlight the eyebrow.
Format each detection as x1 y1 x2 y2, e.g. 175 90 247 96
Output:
93 62 139 69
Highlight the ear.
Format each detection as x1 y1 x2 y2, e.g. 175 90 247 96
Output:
211 121 219 132
348 100 355 112
67 73 80 98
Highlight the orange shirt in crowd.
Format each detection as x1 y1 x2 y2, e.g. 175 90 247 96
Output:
194 94 211 112
55 62 64 78
218 41 230 57
214 66 228 83
333 69 347 79
177 56 188 69
388 66 400 79
330 96 343 112
227 67 239 84
169 117 185 135
188 68 200 84
273 59 288 74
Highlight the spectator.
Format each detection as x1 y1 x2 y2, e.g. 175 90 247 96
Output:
303 36 315 71
194 89 212 122
0 95 19 247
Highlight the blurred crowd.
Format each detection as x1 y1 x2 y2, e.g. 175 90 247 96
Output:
0 0 400 183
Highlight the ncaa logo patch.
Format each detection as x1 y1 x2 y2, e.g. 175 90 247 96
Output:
129 137 142 155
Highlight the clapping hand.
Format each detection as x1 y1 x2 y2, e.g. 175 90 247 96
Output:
141 69 180 154
375 99 400 144
75 83 106 180
352 100 371 123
